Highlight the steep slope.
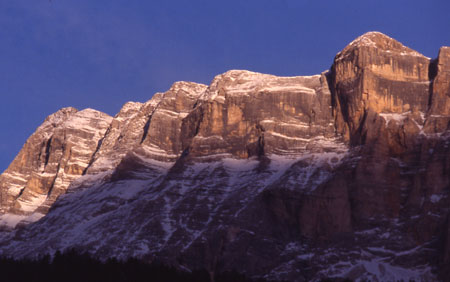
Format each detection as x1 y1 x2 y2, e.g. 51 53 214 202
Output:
182 70 336 159
0 108 112 228
332 31 431 144
81 81 207 183
0 32 449 281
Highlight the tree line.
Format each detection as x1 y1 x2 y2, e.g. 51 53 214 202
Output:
0 249 268 282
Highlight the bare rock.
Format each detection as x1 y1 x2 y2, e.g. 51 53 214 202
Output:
0 108 112 228
426 46 450 134
332 31 430 145
182 70 337 160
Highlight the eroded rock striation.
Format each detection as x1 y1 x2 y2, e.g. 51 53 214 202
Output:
0 108 112 227
0 31 449 281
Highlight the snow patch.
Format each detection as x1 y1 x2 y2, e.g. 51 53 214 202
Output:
0 214 27 228
321 257 432 281
430 194 443 203
17 193 48 213
268 131 311 142
379 112 409 126
222 157 259 172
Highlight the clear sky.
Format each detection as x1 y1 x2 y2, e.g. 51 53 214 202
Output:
1 0 449 172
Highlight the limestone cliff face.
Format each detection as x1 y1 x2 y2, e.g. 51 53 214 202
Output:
0 108 112 227
0 32 449 281
71 81 207 185
108 81 207 181
181 70 336 160
332 32 430 144
428 46 450 133
139 81 207 162
327 33 450 224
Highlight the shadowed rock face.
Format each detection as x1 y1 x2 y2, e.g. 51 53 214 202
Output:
0 31 450 281
428 47 450 133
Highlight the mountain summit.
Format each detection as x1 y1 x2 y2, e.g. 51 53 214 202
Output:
0 32 449 281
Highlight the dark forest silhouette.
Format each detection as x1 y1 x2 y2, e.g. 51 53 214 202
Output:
0 249 269 282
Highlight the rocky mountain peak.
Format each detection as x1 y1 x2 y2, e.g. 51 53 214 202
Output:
338 31 426 60
41 107 78 128
436 46 450 76
200 69 324 105
0 108 112 228
331 31 434 145
62 108 112 131
115 102 144 119
168 81 208 98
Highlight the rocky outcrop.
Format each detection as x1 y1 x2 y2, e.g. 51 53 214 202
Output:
0 31 449 281
181 70 336 160
427 46 450 133
98 81 207 182
0 108 112 228
139 81 207 162
331 32 430 144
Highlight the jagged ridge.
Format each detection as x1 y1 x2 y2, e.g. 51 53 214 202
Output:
0 32 450 281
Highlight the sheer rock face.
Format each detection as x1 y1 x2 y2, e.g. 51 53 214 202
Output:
427 46 450 133
328 33 450 226
332 31 431 145
82 97 161 179
140 81 208 162
74 81 207 184
84 101 146 175
0 32 450 281
108 82 208 181
0 107 77 213
0 108 112 227
182 70 337 160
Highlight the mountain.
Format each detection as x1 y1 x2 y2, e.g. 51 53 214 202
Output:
0 31 449 281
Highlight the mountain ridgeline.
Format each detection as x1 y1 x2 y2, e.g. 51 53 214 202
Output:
0 32 450 281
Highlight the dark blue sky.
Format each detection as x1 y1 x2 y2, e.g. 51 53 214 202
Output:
1 0 449 172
